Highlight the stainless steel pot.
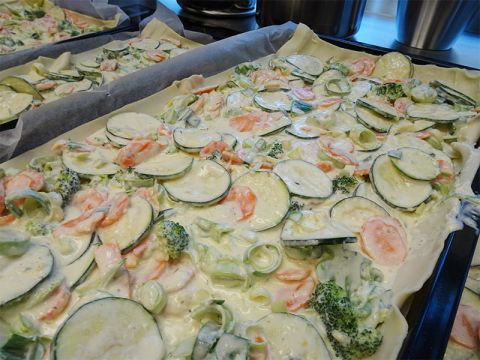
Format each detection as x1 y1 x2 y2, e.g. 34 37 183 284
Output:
256 0 367 38
396 0 479 50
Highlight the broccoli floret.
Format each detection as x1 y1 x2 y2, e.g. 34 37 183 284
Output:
25 220 50 236
376 82 405 103
332 175 358 194
53 168 80 205
267 141 284 159
310 280 383 359
158 220 189 260
311 280 383 359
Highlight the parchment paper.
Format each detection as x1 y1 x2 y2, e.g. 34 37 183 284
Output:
0 0 127 70
10 22 297 158
4 23 480 359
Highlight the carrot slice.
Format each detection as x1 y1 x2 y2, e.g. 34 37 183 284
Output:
286 278 315 311
359 216 407 266
450 304 480 349
199 141 229 158
222 185 257 220
275 268 311 282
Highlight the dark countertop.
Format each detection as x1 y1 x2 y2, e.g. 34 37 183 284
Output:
160 0 480 70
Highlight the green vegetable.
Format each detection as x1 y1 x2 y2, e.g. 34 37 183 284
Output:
235 62 259 75
267 141 284 159
134 280 167 315
111 170 154 193
332 175 358 194
25 220 50 236
157 220 189 260
53 168 80 205
195 217 233 242
243 242 282 276
0 333 44 360
5 189 51 218
376 82 405 103
0 229 30 256
191 299 235 333
311 280 383 359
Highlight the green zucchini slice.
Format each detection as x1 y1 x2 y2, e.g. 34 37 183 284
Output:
406 104 460 123
431 80 477 107
281 210 355 246
357 98 399 120
52 297 165 359
106 112 161 140
164 160 231 206
286 120 322 139
372 52 413 79
173 128 222 153
330 196 389 233
0 76 43 100
214 333 249 360
64 238 99 289
0 91 33 124
232 171 290 231
388 147 440 180
355 104 393 133
286 54 324 76
0 245 54 306
62 148 120 177
97 196 153 253
370 153 432 210
131 38 160 51
254 91 292 112
256 114 291 136
325 77 351 95
54 79 92 97
256 313 331 359
105 130 130 148
134 153 193 179
273 159 332 198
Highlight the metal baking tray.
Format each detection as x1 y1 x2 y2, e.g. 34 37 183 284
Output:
315 33 479 359
56 0 157 45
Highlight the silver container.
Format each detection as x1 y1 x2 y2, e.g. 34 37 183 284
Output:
396 0 479 50
256 0 367 38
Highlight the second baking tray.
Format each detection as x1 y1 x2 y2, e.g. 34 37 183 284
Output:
314 34 480 359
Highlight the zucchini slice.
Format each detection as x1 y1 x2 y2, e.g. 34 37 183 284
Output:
232 171 290 231
54 79 92 97
286 120 323 139
105 130 130 148
0 245 54 306
388 147 440 180
64 239 99 289
357 98 399 120
431 80 477 107
372 52 413 79
355 104 392 133
106 112 161 140
406 103 459 123
134 153 193 179
254 91 292 112
256 313 331 359
256 114 291 136
325 77 351 95
370 153 432 210
330 196 389 233
221 133 237 149
97 196 153 253
349 124 382 151
173 128 222 153
286 55 324 76
0 76 43 100
273 160 332 198
164 160 231 206
0 91 33 124
215 333 249 359
131 38 160 51
52 297 165 359
62 148 119 177
281 210 355 245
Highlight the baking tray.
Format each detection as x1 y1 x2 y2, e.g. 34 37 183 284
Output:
56 0 157 44
313 33 480 359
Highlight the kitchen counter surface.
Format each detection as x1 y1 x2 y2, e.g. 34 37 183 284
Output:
160 0 480 70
